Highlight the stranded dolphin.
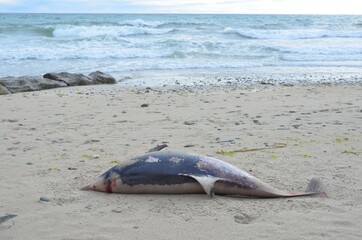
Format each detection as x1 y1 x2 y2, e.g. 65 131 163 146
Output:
84 146 325 198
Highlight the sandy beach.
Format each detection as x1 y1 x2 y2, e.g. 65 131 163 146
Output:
1 83 361 240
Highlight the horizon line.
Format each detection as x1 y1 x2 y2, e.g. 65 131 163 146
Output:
1 12 362 15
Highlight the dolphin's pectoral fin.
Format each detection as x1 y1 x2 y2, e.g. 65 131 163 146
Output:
146 144 168 153
180 174 219 197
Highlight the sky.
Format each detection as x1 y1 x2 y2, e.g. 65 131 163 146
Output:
0 0 361 14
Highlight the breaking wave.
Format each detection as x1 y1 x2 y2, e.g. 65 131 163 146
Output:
0 24 175 38
223 27 362 39
52 25 175 38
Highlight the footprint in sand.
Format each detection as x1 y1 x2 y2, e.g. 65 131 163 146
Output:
234 213 256 224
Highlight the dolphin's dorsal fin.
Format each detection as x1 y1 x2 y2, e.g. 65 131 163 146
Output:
146 144 168 153
180 174 219 197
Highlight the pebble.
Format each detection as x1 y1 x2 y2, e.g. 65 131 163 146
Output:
216 138 235 144
0 214 17 224
40 196 50 202
184 144 195 148
4 119 18 123
83 139 100 144
253 119 261 125
26 162 33 165
184 121 196 125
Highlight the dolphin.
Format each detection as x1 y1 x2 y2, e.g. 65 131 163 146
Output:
84 146 325 198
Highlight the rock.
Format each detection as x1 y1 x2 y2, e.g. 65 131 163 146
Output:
39 196 50 202
88 71 116 84
260 81 274 85
216 138 235 144
0 84 11 95
0 76 67 93
253 119 261 125
2 119 18 123
1 71 116 94
0 214 17 224
184 121 196 125
44 71 116 86
184 144 195 148
83 139 101 144
118 76 132 82
43 72 93 86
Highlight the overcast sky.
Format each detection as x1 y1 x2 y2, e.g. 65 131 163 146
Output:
0 0 361 14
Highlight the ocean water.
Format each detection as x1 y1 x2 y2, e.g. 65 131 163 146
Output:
0 14 362 78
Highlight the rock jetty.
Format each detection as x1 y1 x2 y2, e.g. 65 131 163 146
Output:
0 71 116 95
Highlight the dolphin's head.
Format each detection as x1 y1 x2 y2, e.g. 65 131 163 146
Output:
83 168 121 193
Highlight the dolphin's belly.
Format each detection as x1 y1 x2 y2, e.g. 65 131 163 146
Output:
113 179 204 194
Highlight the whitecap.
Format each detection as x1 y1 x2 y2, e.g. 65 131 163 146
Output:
123 19 163 27
281 54 362 62
52 25 174 38
223 27 362 40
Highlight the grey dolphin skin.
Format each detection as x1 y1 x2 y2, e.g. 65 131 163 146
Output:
85 148 326 198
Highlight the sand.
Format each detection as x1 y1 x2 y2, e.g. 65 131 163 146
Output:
1 83 361 240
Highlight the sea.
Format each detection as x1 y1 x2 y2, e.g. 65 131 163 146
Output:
1 13 362 82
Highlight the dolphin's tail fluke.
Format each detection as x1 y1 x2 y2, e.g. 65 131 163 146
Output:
281 178 327 198
304 178 327 197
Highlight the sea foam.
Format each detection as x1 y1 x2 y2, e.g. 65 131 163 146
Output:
52 25 174 38
223 27 362 39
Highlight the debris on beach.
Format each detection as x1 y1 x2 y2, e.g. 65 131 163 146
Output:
0 214 17 224
216 143 287 156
